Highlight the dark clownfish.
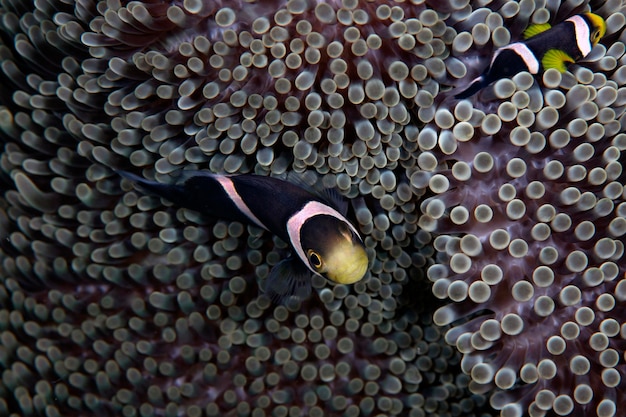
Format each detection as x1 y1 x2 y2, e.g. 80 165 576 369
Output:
455 12 606 99
119 171 369 303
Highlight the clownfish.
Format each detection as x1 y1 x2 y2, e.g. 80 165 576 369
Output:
119 171 369 303
455 12 606 99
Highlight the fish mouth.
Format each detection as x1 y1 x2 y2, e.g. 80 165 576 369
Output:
324 243 369 285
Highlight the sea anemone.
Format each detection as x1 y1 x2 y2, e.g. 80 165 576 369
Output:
0 0 624 417
78 0 467 180
0 1 482 416
421 2 626 417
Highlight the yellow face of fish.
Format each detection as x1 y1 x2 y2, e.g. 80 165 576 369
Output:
585 12 606 46
307 238 369 284
300 217 368 284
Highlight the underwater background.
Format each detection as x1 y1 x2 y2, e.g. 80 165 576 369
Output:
0 0 625 416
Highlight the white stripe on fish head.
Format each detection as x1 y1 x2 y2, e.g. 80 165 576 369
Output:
215 176 268 230
287 201 361 275
495 42 540 74
566 15 592 57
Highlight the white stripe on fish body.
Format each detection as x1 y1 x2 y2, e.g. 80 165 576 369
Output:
567 14 592 56
287 201 362 274
215 176 268 230
494 42 540 74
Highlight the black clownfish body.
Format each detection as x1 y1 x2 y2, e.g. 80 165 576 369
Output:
119 171 369 303
455 13 606 99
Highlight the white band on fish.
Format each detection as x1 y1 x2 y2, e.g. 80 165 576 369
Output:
567 15 592 56
216 176 267 230
287 201 361 274
496 43 540 74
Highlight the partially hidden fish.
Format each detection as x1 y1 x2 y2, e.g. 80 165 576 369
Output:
119 170 369 304
455 12 606 99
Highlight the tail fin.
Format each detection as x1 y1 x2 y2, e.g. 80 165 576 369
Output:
117 170 187 204
116 169 146 184
454 76 487 99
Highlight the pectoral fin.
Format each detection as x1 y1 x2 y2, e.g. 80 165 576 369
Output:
263 257 312 305
542 49 575 73
523 23 552 39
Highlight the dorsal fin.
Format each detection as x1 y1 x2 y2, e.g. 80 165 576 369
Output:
286 171 349 215
318 187 349 215
542 49 575 72
523 22 552 39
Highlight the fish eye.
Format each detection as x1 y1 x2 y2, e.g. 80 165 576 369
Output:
307 250 323 269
